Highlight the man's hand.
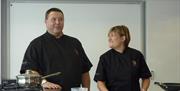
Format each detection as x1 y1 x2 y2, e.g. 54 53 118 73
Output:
41 81 62 89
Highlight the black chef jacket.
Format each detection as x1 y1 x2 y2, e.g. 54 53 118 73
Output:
94 47 151 91
20 32 92 91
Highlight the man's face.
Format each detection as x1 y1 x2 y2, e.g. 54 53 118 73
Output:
45 11 64 36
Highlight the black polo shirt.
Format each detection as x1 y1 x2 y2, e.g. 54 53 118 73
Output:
94 48 151 91
20 32 92 91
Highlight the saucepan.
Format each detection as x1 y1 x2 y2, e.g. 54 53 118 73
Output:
16 70 61 88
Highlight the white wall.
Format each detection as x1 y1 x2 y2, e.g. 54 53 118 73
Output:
2 0 180 91
146 0 180 91
9 2 143 91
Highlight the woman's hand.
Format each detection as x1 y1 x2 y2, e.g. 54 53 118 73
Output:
141 88 146 91
41 81 62 89
97 81 109 91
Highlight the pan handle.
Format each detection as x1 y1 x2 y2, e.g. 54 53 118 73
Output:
154 81 168 89
42 72 61 79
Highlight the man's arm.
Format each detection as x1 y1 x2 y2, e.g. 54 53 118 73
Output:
141 78 151 91
82 72 90 91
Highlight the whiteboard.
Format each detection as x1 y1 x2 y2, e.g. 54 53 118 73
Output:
10 2 144 91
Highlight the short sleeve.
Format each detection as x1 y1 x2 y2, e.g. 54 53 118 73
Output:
94 56 106 82
75 40 93 73
139 53 152 79
20 42 40 74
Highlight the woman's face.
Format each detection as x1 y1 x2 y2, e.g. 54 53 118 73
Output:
108 32 125 49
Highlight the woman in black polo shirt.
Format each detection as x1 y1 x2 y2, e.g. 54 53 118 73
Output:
94 25 151 91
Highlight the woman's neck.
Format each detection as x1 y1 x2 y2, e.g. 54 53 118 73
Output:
114 45 126 53
54 33 63 38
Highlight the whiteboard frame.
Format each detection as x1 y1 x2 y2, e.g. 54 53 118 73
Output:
5 0 146 79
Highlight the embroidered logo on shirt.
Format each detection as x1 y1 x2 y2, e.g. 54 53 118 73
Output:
74 48 79 56
132 60 137 66
95 73 101 76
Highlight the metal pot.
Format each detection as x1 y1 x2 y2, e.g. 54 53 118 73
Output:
16 71 61 88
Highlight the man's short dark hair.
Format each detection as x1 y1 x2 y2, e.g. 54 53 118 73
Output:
45 8 64 20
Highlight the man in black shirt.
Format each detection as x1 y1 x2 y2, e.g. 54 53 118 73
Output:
20 8 92 91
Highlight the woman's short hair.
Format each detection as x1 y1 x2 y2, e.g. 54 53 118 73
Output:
108 25 131 47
